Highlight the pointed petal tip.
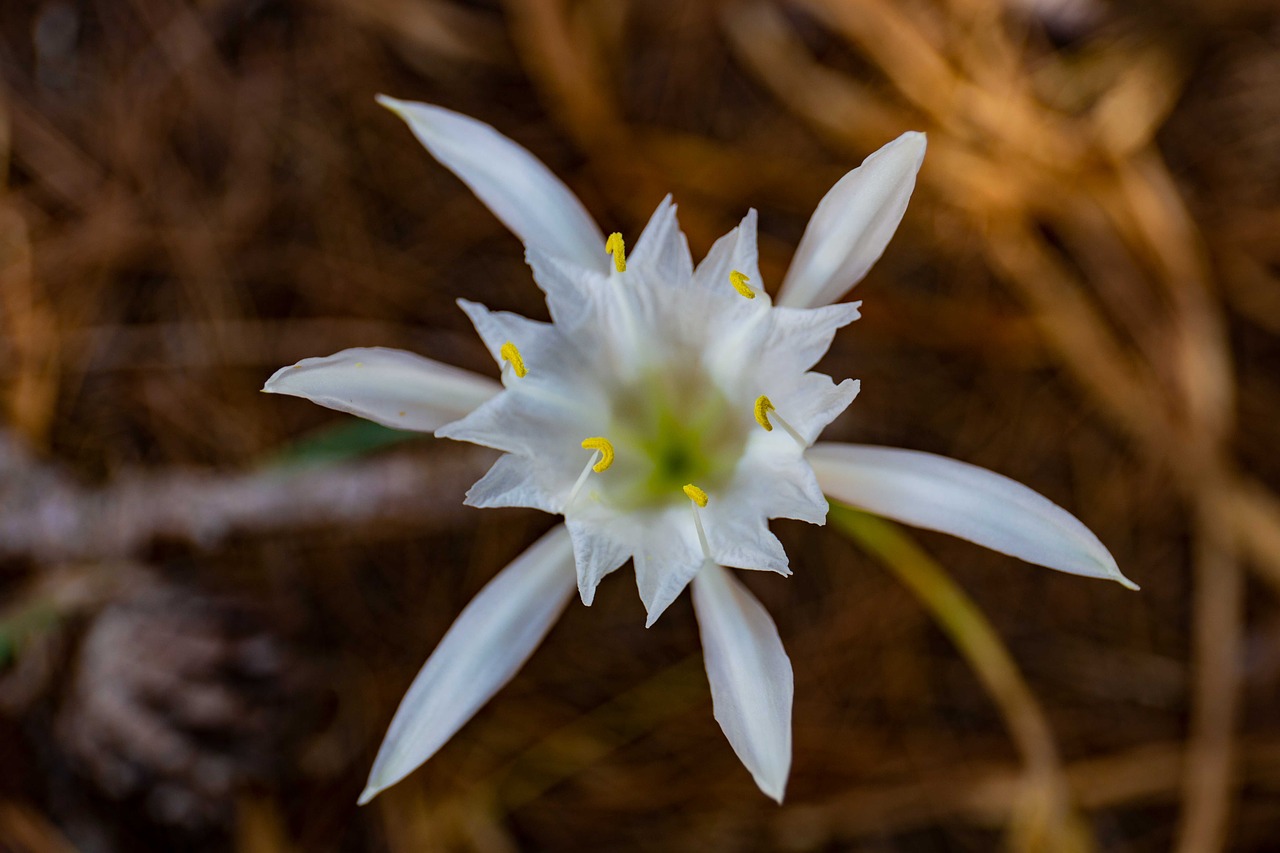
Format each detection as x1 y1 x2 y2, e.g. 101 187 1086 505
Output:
760 778 787 804
354 527 575 809
900 129 927 149
1116 572 1140 591
377 96 606 271
1096 551 1138 590
375 93 407 114
260 363 295 393
883 130 927 165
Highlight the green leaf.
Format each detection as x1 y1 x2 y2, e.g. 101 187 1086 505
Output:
264 419 421 470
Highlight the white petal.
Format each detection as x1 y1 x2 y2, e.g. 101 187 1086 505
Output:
806 443 1138 589
766 375 860 444
694 208 764 302
436 393 547 456
455 299 609 408
377 96 607 273
456 299 556 371
734 436 831 526
359 526 576 805
705 507 790 576
525 245 607 332
435 382 599 462
464 453 562 513
628 194 694 290
777 132 926 309
633 508 704 627
692 563 793 802
762 303 862 378
566 513 632 605
263 347 500 432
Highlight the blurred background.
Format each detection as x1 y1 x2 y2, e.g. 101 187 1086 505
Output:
2 0 1280 850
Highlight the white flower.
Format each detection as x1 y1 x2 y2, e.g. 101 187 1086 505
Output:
264 97 1137 806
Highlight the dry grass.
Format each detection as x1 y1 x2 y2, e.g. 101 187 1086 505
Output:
2 0 1280 850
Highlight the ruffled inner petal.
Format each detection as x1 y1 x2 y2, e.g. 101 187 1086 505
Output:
694 208 766 304
765 375 860 444
628 195 694 291
761 302 862 377
566 509 634 605
632 507 705 626
464 453 564 513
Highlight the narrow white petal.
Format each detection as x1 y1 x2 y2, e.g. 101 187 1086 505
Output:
359 526 576 805
377 96 607 273
263 347 500 432
777 132 926 309
807 443 1137 588
692 563 793 802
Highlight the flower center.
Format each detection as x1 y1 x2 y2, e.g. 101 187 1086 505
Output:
602 365 748 509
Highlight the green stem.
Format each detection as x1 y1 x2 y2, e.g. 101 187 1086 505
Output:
828 503 1091 851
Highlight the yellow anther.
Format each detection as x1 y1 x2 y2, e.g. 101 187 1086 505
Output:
753 395 806 448
580 437 615 472
754 395 775 431
729 270 755 299
499 341 527 378
683 483 708 508
605 232 627 272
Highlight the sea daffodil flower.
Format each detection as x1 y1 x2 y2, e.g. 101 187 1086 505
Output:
264 97 1136 805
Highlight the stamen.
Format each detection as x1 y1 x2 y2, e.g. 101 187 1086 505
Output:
499 341 527 378
729 270 755 299
682 483 708 507
567 436 615 509
580 437 614 472
683 483 713 561
605 232 627 273
753 395 775 431
753 395 806 448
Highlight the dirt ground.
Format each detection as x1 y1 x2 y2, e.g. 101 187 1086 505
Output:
2 0 1280 850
